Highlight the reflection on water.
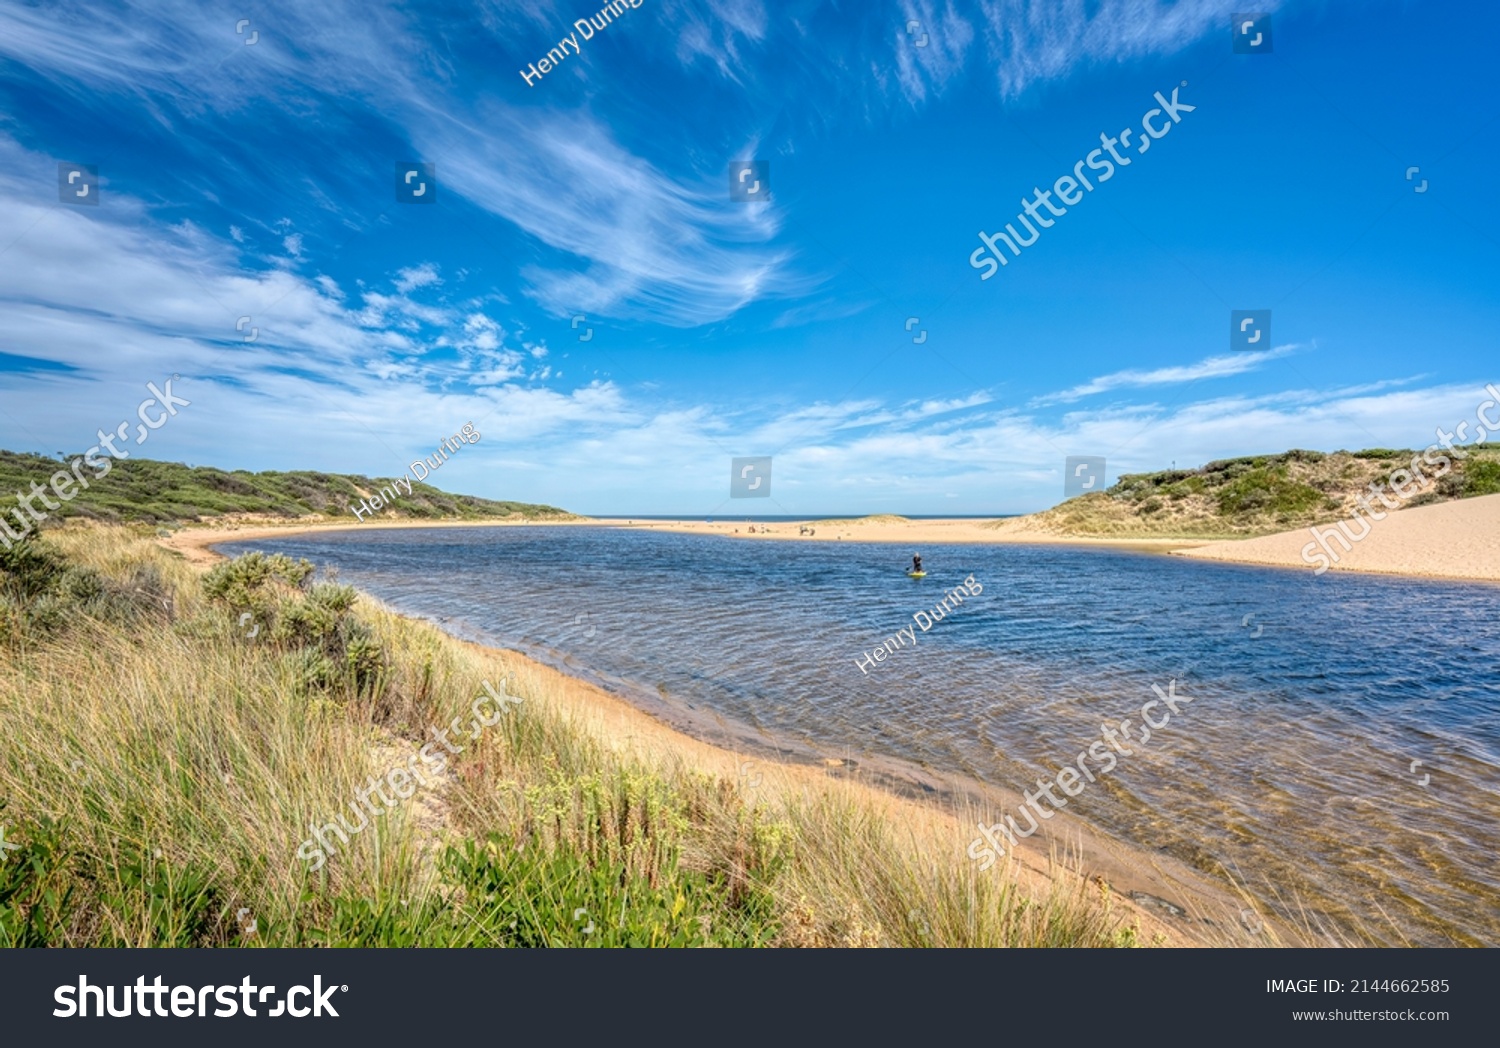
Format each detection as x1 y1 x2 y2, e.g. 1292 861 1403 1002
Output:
219 525 1500 945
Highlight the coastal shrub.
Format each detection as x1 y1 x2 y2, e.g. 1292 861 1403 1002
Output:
0 528 67 601
202 551 315 604
1461 459 1500 497
1215 467 1324 518
205 553 385 697
0 532 170 640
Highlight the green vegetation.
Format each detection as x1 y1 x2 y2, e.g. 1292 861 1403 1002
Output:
0 526 1146 947
1460 459 1500 497
997 444 1500 539
0 449 572 526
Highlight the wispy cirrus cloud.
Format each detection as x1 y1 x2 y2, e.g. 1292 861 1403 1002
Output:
425 106 804 325
976 0 1285 99
1031 344 1301 406
892 0 978 104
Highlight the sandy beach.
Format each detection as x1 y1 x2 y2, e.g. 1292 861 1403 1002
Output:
1176 493 1500 583
587 515 1204 552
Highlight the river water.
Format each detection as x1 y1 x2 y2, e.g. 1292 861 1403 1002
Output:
218 525 1500 946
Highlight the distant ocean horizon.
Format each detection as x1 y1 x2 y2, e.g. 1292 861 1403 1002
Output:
585 514 1022 521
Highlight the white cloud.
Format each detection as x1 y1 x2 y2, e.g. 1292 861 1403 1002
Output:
892 0 977 104
1031 344 1301 406
393 263 441 293
976 0 1285 99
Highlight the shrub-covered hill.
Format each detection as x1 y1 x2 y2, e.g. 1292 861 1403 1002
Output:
0 450 574 526
991 445 1500 539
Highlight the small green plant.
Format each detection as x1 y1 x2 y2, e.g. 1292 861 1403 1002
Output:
445 837 778 947
96 854 225 948
0 815 77 948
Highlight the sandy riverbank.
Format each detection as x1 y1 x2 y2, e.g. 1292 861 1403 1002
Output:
159 513 1203 564
1175 493 1500 583
589 515 1205 552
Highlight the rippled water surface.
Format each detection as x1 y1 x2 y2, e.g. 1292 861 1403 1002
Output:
219 526 1500 945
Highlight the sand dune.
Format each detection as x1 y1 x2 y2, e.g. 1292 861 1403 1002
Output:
1175 493 1500 582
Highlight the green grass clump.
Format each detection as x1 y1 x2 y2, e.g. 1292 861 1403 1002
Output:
442 838 778 947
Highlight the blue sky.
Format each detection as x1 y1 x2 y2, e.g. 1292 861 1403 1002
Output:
1 0 1496 516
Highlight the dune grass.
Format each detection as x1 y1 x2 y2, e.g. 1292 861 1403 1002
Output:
0 523 1143 947
991 445 1500 539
